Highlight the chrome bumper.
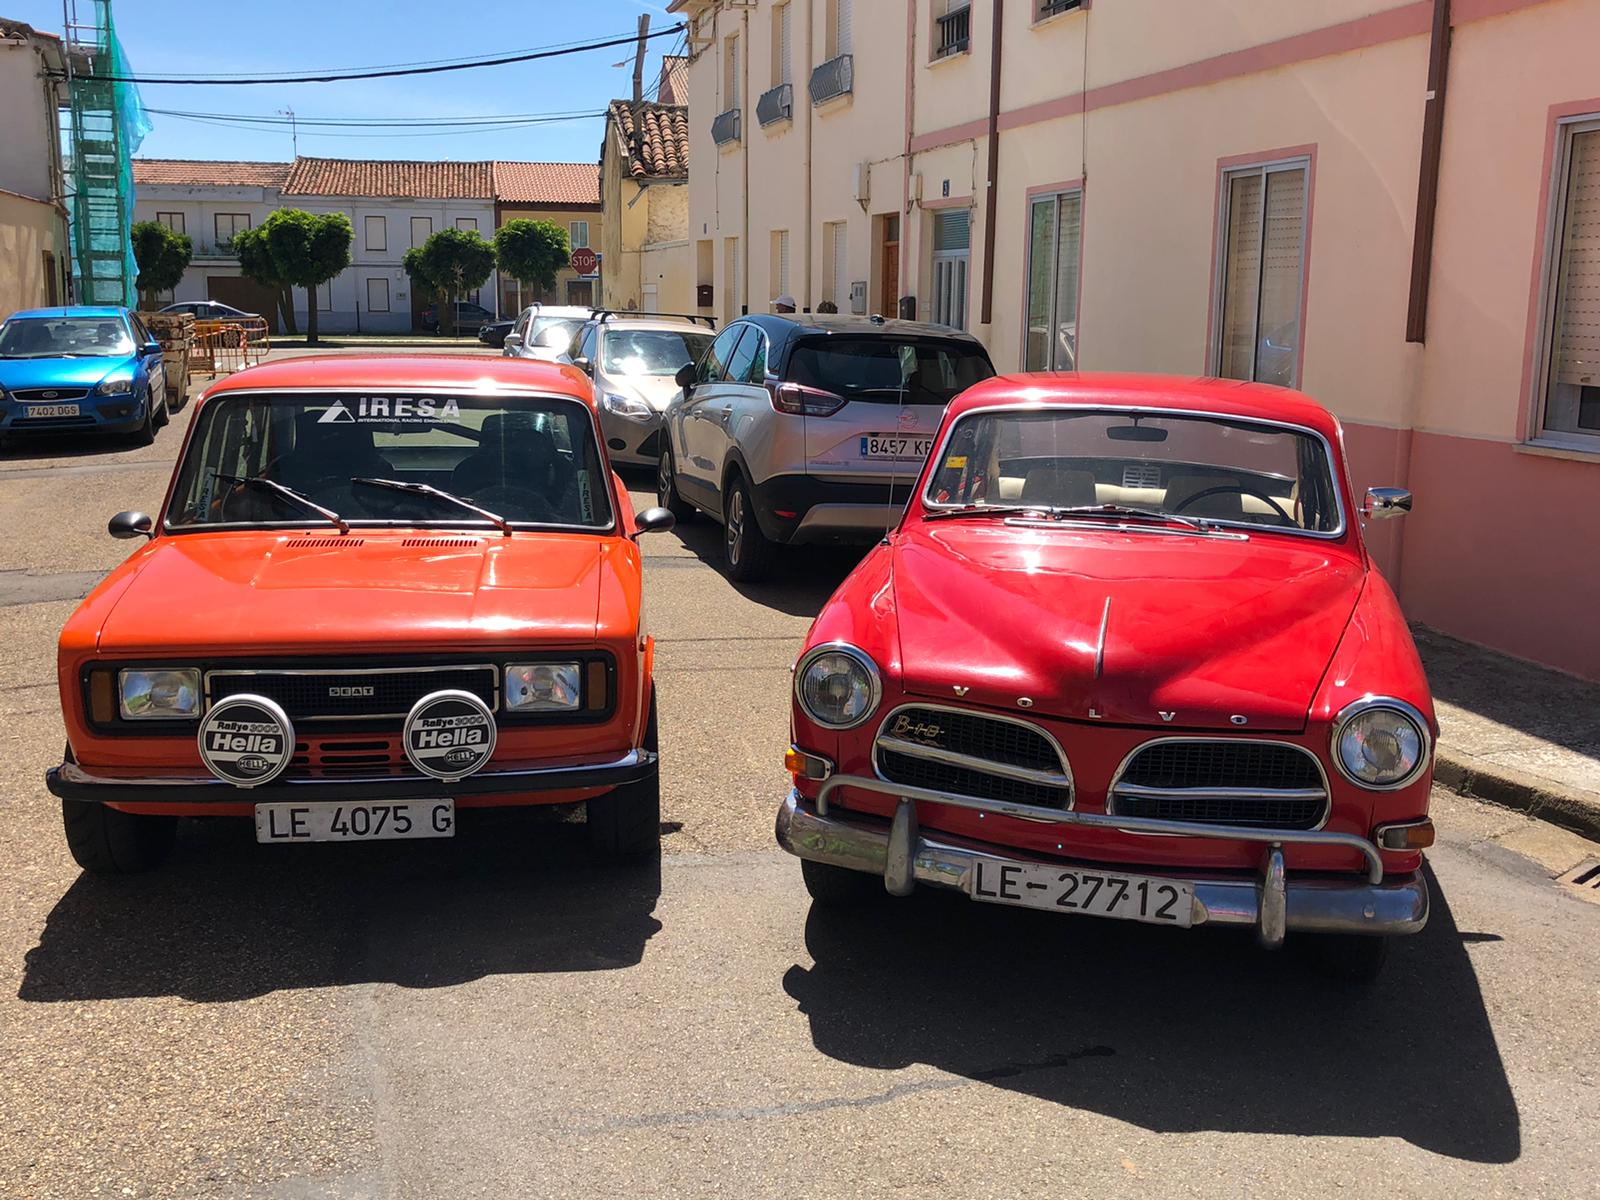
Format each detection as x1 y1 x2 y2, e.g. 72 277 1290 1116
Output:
776 779 1428 947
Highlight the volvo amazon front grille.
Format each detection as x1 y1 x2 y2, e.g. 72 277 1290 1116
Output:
206 663 499 724
873 704 1073 809
1110 739 1329 830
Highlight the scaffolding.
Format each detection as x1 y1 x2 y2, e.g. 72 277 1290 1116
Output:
60 0 148 307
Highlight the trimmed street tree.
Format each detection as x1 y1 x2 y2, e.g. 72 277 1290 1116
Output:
404 227 496 335
244 209 353 344
493 219 569 307
130 220 192 310
233 226 298 335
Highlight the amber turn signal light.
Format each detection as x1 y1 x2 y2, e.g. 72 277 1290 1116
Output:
1375 819 1436 850
88 669 116 724
785 746 834 781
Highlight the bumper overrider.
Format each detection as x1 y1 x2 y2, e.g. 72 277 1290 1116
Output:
776 775 1429 948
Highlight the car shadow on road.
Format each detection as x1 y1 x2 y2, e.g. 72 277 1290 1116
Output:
781 863 1518 1163
17 807 661 1004
655 514 867 618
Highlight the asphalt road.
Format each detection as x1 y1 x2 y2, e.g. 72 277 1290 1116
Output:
2 349 1598 1199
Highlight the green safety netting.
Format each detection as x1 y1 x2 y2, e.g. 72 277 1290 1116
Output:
67 0 150 307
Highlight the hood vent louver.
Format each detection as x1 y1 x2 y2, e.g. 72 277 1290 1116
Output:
282 537 365 549
401 537 482 548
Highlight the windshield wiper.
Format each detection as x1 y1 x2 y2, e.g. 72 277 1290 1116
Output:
351 477 512 536
214 472 349 534
924 503 1063 522
1047 503 1213 533
925 502 1213 532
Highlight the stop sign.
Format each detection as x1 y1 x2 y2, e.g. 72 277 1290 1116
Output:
570 247 598 275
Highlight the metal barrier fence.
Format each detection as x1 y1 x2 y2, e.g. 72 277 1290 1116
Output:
191 317 270 375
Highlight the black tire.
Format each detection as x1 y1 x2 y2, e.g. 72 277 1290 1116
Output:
154 390 171 430
1306 933 1389 983
587 694 661 860
656 445 695 522
722 474 775 582
801 858 886 907
131 390 157 446
61 799 177 874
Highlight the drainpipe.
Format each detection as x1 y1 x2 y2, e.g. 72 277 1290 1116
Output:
901 0 915 310
1405 0 1451 343
742 1 751 315
978 0 1003 326
803 0 814 309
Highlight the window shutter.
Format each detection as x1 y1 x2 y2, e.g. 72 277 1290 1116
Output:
778 4 792 85
1256 168 1305 386
837 0 853 56
1552 128 1600 387
1218 174 1264 381
778 229 790 295
934 208 970 252
830 222 848 303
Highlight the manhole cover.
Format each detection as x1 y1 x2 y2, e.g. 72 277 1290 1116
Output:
1555 858 1600 906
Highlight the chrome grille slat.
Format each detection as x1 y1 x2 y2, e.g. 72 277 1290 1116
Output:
873 704 1073 809
1110 738 1329 831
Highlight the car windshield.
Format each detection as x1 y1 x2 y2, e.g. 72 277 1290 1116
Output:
0 316 133 359
529 316 583 347
603 329 715 376
786 337 994 405
925 408 1343 533
165 391 615 531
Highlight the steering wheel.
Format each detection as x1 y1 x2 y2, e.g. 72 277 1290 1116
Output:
1172 484 1295 525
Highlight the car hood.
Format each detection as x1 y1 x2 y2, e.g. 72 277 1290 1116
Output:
890 522 1366 731
0 355 136 392
93 531 612 654
609 375 682 412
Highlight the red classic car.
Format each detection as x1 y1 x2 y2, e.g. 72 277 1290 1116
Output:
48 354 676 873
777 372 1433 979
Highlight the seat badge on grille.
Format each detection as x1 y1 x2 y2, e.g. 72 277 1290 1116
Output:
329 685 375 698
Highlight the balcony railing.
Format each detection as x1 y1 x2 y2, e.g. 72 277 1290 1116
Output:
711 108 742 147
935 5 970 59
756 82 793 127
808 54 853 106
1038 0 1084 17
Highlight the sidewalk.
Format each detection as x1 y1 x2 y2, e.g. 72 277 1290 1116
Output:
1416 625 1600 839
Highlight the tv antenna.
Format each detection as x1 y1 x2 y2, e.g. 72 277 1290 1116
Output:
278 107 298 156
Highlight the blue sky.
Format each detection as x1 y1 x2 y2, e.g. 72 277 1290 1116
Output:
11 0 683 163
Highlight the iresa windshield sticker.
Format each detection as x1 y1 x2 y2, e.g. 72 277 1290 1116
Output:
317 397 462 425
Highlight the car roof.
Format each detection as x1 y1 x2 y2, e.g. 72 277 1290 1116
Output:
524 305 594 318
8 306 128 320
198 354 598 410
946 372 1344 440
597 317 713 332
732 313 984 343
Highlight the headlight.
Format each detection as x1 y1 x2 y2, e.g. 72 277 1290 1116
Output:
505 662 582 712
1332 698 1430 789
95 371 136 396
118 668 201 720
602 391 654 420
795 643 882 730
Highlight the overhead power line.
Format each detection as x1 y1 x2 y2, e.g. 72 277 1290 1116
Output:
146 106 605 128
58 24 686 86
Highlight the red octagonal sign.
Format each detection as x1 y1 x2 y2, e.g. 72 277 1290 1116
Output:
570 247 598 276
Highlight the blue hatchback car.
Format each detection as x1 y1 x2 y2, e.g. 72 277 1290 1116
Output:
0 306 169 445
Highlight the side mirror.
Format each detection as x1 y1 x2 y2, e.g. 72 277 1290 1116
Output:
1362 486 1412 520
632 507 677 538
573 356 593 375
141 341 163 357
502 332 522 351
674 363 698 392
108 510 154 540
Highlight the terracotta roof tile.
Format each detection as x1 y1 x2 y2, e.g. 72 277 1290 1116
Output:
491 161 600 207
283 157 493 199
606 101 689 181
656 55 688 105
133 159 291 188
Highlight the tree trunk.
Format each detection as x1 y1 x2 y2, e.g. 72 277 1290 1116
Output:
306 286 319 345
442 289 456 337
278 286 298 335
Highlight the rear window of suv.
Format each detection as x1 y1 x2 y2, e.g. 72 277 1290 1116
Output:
785 337 994 405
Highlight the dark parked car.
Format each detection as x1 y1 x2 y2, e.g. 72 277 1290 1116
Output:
422 301 495 335
478 318 515 348
158 300 258 321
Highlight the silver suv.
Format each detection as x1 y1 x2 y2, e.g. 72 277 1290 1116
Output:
566 314 717 467
657 314 995 581
502 304 595 361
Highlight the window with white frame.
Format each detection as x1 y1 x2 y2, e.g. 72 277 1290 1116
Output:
1025 190 1082 370
213 212 250 250
773 3 792 86
770 229 790 303
1213 158 1308 387
367 277 391 313
570 220 590 249
156 211 185 234
455 217 478 232
825 221 848 306
931 208 970 330
365 215 387 252
411 216 433 247
1537 118 1600 446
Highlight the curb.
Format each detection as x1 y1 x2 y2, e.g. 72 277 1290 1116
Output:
1434 747 1600 843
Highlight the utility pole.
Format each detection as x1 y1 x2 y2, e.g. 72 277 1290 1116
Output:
278 107 298 157
630 14 648 165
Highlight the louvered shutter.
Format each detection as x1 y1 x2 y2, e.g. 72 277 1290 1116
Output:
837 0 853 56
1552 129 1600 386
778 230 790 296
1255 168 1305 386
778 4 792 85
1218 173 1264 381
830 222 848 304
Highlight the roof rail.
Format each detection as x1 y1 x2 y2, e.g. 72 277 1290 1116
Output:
590 309 717 328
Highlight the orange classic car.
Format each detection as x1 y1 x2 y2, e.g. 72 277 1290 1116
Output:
47 354 677 872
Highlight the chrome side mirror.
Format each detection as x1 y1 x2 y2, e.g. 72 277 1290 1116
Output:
502 332 522 351
1362 486 1412 520
108 510 154 539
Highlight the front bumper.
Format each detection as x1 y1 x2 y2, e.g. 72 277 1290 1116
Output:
2 392 148 435
598 408 663 465
47 749 656 806
776 782 1429 947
